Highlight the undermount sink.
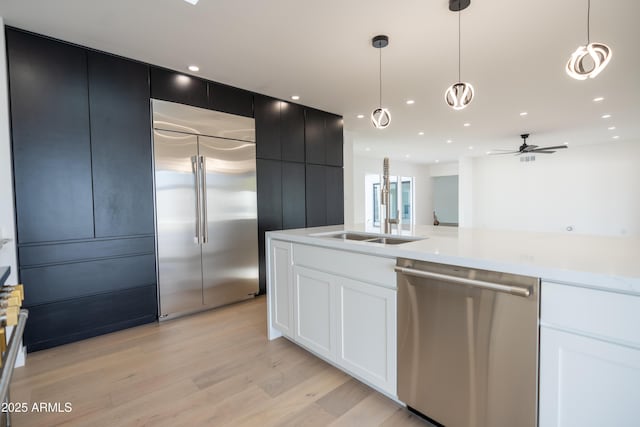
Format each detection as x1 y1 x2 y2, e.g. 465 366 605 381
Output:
322 231 425 245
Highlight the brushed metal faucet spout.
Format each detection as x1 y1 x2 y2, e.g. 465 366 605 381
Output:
382 157 399 233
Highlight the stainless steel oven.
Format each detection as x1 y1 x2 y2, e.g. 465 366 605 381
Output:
396 258 539 427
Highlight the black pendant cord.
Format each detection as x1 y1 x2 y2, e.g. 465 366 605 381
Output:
379 47 383 108
458 9 461 82
586 0 591 44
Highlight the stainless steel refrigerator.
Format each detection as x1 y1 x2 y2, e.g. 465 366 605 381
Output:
152 99 258 319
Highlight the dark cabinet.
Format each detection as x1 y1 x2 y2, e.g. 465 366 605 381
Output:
304 108 343 167
150 67 208 109
255 96 282 160
305 108 326 165
326 166 344 225
256 159 283 294
305 164 327 227
208 82 253 117
282 162 306 229
255 97 305 162
281 102 305 162
325 114 344 167
7 29 157 351
306 165 344 227
7 29 95 244
88 52 155 238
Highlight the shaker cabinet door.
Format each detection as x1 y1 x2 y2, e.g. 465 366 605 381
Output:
539 327 640 427
7 29 94 243
293 266 337 361
336 277 397 395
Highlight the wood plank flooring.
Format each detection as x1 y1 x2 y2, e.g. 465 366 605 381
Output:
10 296 431 426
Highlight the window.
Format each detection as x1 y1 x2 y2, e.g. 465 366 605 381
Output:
365 174 414 229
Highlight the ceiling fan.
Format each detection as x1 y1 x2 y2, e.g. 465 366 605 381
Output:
491 134 568 155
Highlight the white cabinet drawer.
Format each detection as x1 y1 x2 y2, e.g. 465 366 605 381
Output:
293 243 396 289
541 281 640 347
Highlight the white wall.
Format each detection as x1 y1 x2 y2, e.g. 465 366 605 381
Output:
347 154 432 226
469 140 640 237
430 162 459 177
458 156 474 228
0 17 18 284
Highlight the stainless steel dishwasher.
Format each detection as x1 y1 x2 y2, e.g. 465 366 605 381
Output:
396 258 539 427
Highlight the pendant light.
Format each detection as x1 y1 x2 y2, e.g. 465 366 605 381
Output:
445 2 474 110
371 35 391 129
566 0 611 80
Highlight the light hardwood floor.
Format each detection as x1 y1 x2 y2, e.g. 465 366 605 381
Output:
10 296 431 426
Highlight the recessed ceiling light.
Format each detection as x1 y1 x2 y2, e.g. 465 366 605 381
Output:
188 65 199 72
612 135 620 139
593 97 604 102
601 114 611 119
463 123 471 127
291 95 300 100
405 154 411 158
365 147 371 151
184 0 199 5
608 126 616 130
357 114 365 119
468 146 473 150
520 112 528 116
486 151 491 155
435 160 440 163
446 139 452 144
418 131 424 136
564 142 569 146
406 100 415 105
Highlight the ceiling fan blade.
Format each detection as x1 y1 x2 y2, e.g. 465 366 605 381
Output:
489 151 520 155
529 150 556 153
537 145 568 150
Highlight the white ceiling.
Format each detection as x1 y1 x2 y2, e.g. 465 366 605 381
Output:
1 0 638 164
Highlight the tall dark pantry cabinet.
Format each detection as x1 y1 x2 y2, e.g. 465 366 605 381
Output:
6 27 344 352
7 29 157 351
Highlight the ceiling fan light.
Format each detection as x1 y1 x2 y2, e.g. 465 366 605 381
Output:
445 82 475 110
371 108 391 129
566 42 612 80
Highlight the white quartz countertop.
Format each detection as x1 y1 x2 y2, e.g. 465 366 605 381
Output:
267 224 640 295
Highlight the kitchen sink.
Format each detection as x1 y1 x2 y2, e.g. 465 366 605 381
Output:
366 237 419 245
319 231 425 245
329 232 379 241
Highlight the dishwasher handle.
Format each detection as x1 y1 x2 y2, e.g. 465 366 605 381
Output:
394 266 532 297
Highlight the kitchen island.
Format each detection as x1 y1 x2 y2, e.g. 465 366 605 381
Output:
266 225 640 427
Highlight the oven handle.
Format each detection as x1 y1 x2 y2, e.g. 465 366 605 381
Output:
394 266 532 297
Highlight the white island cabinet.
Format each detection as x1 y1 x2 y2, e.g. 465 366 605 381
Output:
539 281 640 427
267 239 398 397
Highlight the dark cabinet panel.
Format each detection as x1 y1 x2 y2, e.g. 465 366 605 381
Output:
19 236 155 267
24 285 157 352
256 159 283 231
326 166 344 225
22 254 156 306
305 108 326 165
7 29 94 244
305 164 327 227
256 159 282 295
255 96 281 160
150 67 208 109
281 102 305 162
89 52 155 238
325 113 344 167
282 162 306 229
208 82 253 117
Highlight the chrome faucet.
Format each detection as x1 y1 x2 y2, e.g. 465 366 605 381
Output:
381 157 399 233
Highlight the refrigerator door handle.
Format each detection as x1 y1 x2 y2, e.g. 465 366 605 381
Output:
200 155 209 244
192 155 201 244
